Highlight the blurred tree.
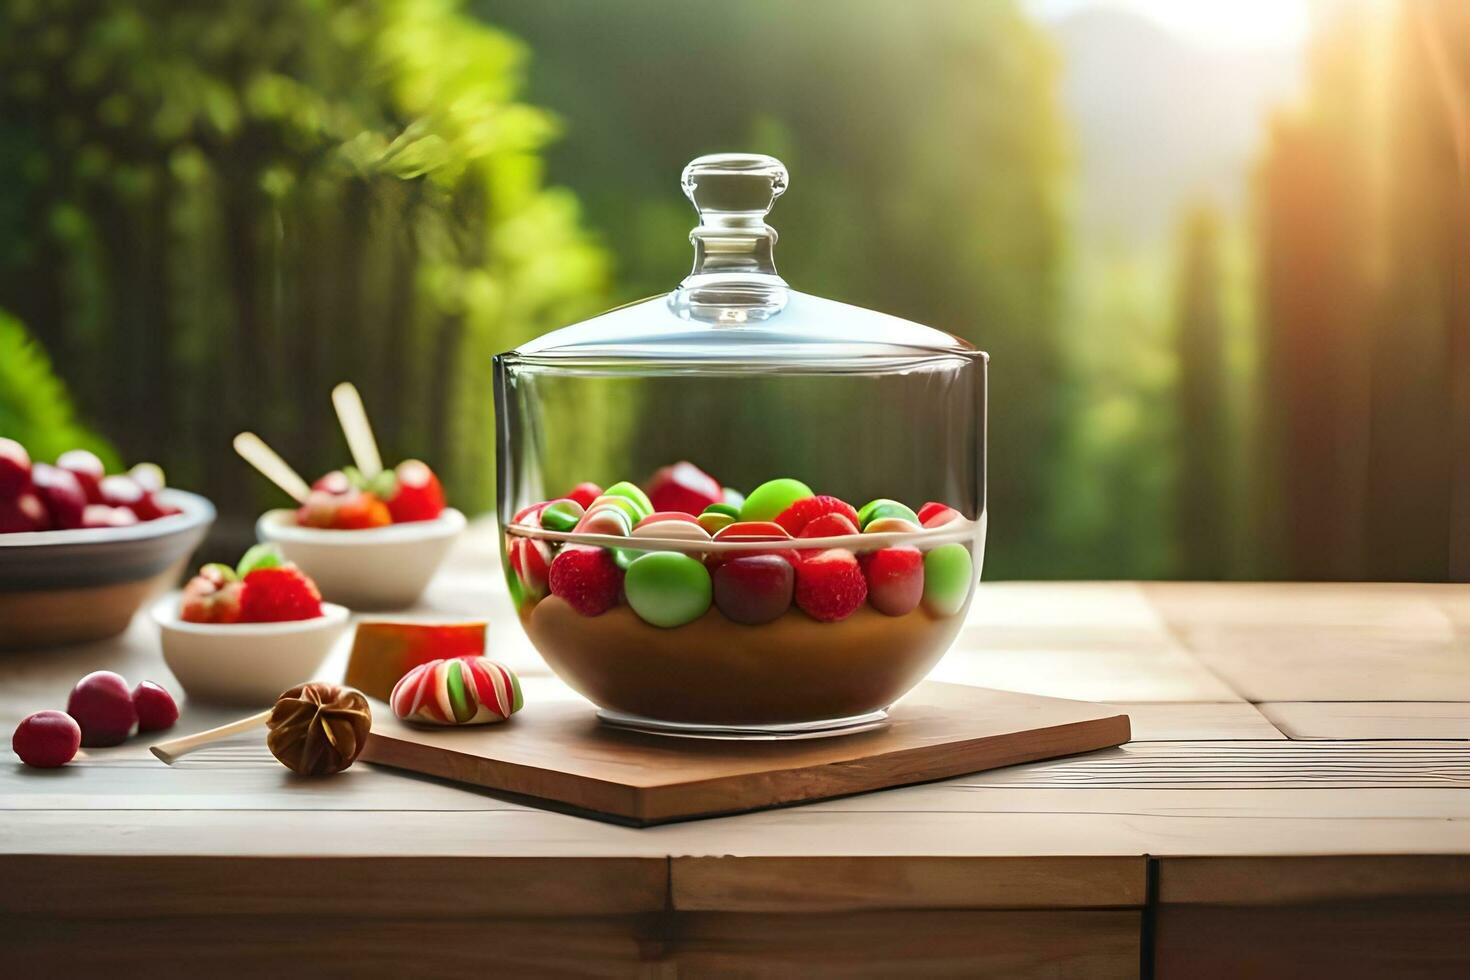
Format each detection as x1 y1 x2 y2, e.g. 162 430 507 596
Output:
0 0 606 544
0 309 117 467
1172 205 1229 579
479 0 1068 578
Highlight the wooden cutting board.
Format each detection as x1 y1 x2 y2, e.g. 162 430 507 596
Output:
360 681 1131 825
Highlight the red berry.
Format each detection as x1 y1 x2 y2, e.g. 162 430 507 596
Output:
549 546 623 616
645 461 722 515
12 711 81 768
132 681 180 733
861 546 925 616
564 483 602 510
773 495 860 536
794 549 868 622
0 492 49 533
66 670 138 747
796 512 860 559
312 470 353 494
0 437 31 497
57 449 105 503
387 459 446 523
239 566 324 623
31 463 86 529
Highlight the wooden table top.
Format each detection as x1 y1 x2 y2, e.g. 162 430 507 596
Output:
4 523 1470 919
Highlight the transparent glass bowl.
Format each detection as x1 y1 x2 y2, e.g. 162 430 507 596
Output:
494 154 987 738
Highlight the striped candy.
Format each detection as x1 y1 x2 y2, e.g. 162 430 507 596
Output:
390 656 524 726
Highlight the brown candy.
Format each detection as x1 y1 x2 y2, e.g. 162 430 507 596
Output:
266 683 371 776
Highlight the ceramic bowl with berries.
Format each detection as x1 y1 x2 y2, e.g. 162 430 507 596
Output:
255 460 465 609
152 544 349 706
0 439 215 650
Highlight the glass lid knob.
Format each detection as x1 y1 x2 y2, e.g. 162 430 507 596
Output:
672 153 790 322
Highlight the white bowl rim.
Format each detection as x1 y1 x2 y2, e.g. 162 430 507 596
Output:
150 593 350 635
257 507 466 544
0 489 215 549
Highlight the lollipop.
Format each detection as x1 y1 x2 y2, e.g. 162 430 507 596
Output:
149 682 372 777
390 657 523 726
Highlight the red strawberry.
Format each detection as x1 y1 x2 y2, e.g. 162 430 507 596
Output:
239 566 323 623
180 566 244 624
773 495 860 536
549 546 623 616
387 459 446 523
564 482 602 510
794 548 868 622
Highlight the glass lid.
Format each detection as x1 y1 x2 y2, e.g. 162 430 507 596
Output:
507 153 983 370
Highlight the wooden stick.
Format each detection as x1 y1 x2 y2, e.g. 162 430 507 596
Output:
234 432 311 504
332 382 383 479
150 710 272 766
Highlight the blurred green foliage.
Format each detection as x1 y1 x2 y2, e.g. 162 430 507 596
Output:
0 0 606 541
480 0 1068 578
0 309 117 467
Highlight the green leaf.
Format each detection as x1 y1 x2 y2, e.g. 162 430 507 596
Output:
236 543 285 578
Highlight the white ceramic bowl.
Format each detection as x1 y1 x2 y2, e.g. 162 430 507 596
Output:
152 595 350 707
255 508 465 610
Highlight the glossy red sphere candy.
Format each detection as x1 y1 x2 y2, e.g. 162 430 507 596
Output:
66 670 138 747
712 554 795 625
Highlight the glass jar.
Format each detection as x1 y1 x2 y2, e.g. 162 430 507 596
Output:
494 153 986 737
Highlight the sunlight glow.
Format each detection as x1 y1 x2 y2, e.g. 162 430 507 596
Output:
1028 0 1312 50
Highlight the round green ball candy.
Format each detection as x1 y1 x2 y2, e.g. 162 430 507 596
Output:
922 543 973 617
857 498 921 530
603 481 653 520
702 502 741 519
740 478 814 523
624 552 712 628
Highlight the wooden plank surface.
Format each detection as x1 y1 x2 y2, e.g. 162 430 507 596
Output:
1261 701 1470 740
4 520 1470 971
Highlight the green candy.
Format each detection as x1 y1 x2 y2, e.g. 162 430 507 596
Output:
540 499 584 533
923 543 973 617
722 487 746 510
702 502 740 519
603 481 653 520
624 551 712 628
588 494 643 527
857 499 921 529
612 546 644 571
740 478 814 523
446 659 472 723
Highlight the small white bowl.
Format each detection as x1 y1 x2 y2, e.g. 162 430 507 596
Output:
255 508 466 610
152 595 350 707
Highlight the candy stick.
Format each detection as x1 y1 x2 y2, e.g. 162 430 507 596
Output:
234 432 311 504
149 710 272 766
332 382 383 480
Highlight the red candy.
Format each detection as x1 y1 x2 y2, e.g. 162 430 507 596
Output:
549 546 623 616
794 549 868 622
0 437 31 497
31 464 86 529
712 521 798 566
239 566 324 623
132 681 180 733
796 512 860 559
917 501 962 528
564 482 603 510
12 710 82 768
861 547 925 616
66 670 138 747
713 554 795 625
646 461 723 515
773 495 860 536
387 459 446 523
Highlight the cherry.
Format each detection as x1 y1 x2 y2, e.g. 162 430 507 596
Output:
0 437 31 498
132 681 180 733
57 449 106 503
66 671 138 747
12 711 82 768
30 463 87 529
